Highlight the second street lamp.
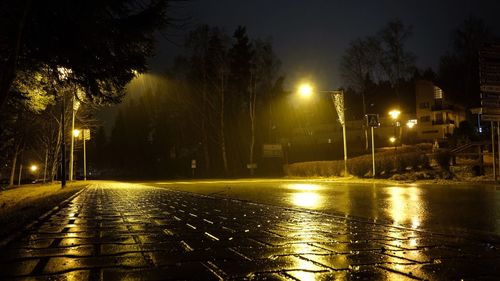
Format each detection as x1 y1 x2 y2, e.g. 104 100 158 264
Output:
297 83 348 176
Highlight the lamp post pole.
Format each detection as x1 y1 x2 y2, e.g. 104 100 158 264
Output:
61 93 66 188
83 129 87 181
297 84 348 176
69 96 80 181
371 126 375 177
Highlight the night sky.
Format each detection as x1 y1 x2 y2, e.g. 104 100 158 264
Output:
153 0 500 90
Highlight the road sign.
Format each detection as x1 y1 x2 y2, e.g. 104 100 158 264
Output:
365 114 379 127
482 107 500 115
481 114 500 122
481 92 500 99
83 129 90 141
262 144 283 158
481 85 500 94
482 100 500 108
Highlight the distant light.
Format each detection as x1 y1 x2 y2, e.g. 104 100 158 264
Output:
389 109 401 120
73 129 81 138
30 165 38 172
389 137 396 143
298 83 313 99
406 119 417 129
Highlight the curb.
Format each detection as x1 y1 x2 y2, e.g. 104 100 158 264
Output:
0 186 88 249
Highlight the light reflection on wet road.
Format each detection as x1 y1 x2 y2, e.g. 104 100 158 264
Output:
152 179 500 235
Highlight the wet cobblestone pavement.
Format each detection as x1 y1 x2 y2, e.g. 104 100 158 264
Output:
0 182 499 280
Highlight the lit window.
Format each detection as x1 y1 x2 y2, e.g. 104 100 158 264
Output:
434 87 443 99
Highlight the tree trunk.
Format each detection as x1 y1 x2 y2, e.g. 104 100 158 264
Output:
201 84 210 176
362 92 368 151
9 145 20 187
249 78 257 176
220 73 228 176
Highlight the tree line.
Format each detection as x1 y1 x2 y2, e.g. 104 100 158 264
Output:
1 13 497 181
92 26 284 178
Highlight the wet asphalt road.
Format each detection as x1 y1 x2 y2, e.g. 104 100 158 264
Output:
0 180 499 280
151 179 500 236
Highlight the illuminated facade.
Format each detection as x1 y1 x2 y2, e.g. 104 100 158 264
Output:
415 80 466 141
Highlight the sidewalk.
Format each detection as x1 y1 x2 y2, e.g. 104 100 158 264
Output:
0 181 498 280
0 182 87 243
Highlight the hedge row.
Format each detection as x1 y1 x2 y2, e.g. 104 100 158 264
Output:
285 144 433 178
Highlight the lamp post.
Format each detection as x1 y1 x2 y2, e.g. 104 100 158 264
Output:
298 83 348 176
73 128 89 181
389 109 401 146
30 164 39 182
69 97 80 181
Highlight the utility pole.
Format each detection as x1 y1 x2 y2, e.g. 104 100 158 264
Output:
83 129 87 181
61 92 66 188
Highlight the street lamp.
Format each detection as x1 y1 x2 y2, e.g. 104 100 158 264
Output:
406 120 417 129
389 109 401 120
30 165 38 172
73 128 89 181
298 83 313 99
297 82 348 176
69 98 80 181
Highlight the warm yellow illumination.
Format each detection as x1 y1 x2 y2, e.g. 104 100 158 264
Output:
286 183 321 191
298 83 313 98
389 137 396 143
389 109 401 120
30 165 38 172
291 192 321 208
406 119 417 129
73 129 81 138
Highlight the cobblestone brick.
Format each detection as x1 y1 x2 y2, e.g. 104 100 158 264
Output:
0 182 498 280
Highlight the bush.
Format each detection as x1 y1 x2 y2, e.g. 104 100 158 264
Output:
435 149 452 171
285 145 430 178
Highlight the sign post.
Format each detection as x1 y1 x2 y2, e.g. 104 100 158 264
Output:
191 160 196 178
480 43 500 181
366 114 379 178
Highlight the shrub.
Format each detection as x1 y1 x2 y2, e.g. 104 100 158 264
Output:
435 149 452 171
285 145 430 178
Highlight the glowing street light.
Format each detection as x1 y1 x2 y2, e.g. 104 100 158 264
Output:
298 83 313 99
73 128 90 181
389 109 401 120
30 165 38 172
389 137 396 143
296 82 348 176
406 119 417 129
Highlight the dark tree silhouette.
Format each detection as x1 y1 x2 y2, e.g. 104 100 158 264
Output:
0 0 171 108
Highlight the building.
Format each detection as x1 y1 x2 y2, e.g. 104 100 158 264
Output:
415 80 466 141
283 80 467 163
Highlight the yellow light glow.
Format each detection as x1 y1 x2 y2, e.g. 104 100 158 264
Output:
389 109 401 120
291 192 321 208
406 119 417 129
286 183 321 191
73 129 81 138
389 137 396 143
30 165 38 172
298 83 313 98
